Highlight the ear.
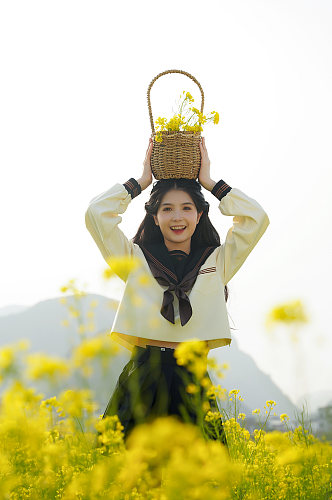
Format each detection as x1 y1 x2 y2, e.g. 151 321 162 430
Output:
197 211 203 224
153 215 159 226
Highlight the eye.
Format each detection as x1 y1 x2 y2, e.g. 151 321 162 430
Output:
162 207 192 211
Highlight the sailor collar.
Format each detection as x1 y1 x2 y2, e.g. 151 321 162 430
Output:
138 240 218 326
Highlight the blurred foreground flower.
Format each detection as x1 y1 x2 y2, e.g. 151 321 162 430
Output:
59 278 87 298
58 278 94 338
0 340 30 382
103 255 143 282
71 333 120 376
121 416 239 497
0 334 331 498
58 388 97 420
24 353 71 388
265 299 309 331
174 338 209 381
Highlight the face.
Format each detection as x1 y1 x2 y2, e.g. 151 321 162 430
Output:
153 189 203 253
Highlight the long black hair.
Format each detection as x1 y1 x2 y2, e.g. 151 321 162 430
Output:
132 178 229 303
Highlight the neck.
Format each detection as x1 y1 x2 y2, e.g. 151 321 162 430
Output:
168 249 189 255
163 240 191 255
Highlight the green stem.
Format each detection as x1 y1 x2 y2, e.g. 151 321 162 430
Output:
179 97 186 117
74 415 91 451
186 113 196 126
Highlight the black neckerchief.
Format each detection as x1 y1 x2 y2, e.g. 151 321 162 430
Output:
138 240 219 326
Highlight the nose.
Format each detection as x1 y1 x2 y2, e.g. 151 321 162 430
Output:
172 213 184 222
171 209 184 219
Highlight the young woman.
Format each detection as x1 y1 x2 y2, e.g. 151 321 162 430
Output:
85 137 270 446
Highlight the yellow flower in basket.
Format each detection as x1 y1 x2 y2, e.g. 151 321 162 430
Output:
154 90 219 143
147 69 219 179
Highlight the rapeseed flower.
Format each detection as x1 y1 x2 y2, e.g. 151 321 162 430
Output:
104 255 142 281
0 351 331 498
265 299 309 331
212 111 219 124
186 383 199 394
25 353 70 384
154 90 220 142
57 388 96 420
71 333 120 374
59 278 87 298
206 384 227 401
0 347 16 372
174 339 209 380
2 280 332 499
137 271 152 286
119 416 240 497
0 340 29 377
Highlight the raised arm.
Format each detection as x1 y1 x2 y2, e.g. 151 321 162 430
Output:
198 137 270 285
210 179 270 285
85 139 154 281
85 178 141 281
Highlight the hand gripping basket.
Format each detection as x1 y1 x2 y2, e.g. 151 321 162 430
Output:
147 69 205 180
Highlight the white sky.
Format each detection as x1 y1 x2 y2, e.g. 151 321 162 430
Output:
1 0 331 407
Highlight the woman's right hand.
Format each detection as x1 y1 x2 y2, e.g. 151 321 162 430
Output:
138 138 154 190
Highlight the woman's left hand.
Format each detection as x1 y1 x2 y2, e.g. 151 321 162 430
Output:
198 137 212 189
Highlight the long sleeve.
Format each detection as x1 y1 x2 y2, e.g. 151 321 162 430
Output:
214 186 270 285
122 177 142 199
211 178 232 200
85 180 141 281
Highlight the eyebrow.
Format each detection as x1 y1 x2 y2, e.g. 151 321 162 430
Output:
161 202 194 206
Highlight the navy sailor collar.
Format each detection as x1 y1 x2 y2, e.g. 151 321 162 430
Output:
138 240 219 326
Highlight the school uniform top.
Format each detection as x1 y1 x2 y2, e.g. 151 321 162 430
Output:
85 178 270 353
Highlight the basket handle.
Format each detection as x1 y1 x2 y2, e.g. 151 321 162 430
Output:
147 69 205 135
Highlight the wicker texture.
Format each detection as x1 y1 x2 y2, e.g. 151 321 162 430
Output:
147 69 204 180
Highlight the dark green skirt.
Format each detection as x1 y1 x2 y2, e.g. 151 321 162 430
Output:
102 344 228 448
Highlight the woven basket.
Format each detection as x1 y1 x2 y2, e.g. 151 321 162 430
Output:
147 69 205 180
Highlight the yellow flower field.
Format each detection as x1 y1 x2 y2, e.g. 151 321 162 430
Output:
0 273 330 499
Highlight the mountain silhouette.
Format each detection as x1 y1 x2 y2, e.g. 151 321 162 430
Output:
0 293 301 422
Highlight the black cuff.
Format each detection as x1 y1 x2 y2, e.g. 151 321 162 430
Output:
211 179 232 201
123 178 142 199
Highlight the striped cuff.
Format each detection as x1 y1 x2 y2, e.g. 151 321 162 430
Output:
211 179 232 200
123 178 142 199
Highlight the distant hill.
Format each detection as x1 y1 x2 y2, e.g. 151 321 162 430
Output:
0 294 118 358
296 390 332 414
0 305 29 317
0 293 301 421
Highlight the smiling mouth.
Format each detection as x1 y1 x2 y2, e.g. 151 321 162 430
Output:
170 226 186 233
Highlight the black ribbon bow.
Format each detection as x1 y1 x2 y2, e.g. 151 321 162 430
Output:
139 242 218 326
